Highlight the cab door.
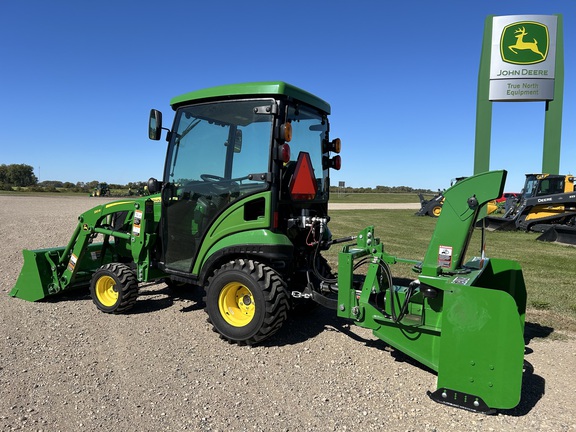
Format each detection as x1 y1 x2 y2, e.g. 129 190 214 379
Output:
161 99 274 273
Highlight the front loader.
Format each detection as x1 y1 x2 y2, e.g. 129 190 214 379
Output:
10 82 526 413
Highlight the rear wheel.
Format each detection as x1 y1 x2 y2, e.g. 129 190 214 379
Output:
204 259 289 345
90 263 139 313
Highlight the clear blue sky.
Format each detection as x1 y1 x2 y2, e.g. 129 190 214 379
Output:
1 1 575 192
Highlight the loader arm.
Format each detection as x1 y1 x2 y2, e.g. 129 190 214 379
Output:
10 197 162 302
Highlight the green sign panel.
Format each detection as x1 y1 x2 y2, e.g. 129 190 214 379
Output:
475 14 564 177
490 15 557 101
500 21 549 65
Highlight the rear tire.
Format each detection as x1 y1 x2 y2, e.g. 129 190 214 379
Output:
204 259 289 345
90 263 139 314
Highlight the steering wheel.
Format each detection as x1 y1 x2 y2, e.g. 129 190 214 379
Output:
201 174 251 183
201 174 225 182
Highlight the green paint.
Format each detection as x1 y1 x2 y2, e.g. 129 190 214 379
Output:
337 170 526 410
474 16 493 176
542 15 564 174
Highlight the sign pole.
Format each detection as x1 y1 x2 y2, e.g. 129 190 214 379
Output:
542 14 564 174
474 16 494 175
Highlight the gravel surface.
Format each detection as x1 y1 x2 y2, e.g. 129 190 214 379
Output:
1 195 574 431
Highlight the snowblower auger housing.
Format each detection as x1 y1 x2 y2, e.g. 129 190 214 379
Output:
337 170 526 412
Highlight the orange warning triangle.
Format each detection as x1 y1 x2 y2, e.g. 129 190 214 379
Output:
289 152 318 200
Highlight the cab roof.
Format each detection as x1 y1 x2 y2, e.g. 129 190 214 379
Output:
170 81 331 114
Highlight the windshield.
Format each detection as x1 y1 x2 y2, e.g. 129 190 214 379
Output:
286 105 329 198
524 175 566 198
165 99 274 191
523 176 538 198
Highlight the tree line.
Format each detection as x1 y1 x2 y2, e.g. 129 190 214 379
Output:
1 163 435 194
330 185 435 194
0 164 146 193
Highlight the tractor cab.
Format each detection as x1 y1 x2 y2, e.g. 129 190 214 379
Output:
148 82 341 281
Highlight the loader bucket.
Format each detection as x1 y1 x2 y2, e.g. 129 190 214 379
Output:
536 225 576 245
10 243 104 301
10 247 67 302
478 215 517 231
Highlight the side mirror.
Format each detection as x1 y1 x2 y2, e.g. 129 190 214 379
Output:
147 177 162 194
149 109 163 140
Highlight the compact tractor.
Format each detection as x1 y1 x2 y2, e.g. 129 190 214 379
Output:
11 82 527 413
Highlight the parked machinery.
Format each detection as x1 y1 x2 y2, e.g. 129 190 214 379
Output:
11 82 526 413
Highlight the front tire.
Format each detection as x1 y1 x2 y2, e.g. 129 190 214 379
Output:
429 205 442 217
204 259 289 345
90 263 139 313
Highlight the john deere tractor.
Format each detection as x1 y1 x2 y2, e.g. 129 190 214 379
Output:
11 82 527 413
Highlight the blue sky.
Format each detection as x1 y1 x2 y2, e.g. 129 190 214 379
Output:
1 1 575 192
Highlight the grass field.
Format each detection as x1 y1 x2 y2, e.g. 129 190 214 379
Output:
329 192 423 203
325 209 576 334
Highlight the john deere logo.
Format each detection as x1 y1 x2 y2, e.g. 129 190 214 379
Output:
500 21 549 65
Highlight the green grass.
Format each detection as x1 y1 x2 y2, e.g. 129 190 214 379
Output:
325 209 576 334
329 192 422 203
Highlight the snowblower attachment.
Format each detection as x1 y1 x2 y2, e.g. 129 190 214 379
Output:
337 170 527 412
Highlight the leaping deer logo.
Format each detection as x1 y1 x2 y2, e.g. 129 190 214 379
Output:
508 26 545 59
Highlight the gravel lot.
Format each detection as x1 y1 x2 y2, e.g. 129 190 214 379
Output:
1 195 574 431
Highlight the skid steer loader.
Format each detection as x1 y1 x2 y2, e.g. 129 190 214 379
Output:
480 173 576 244
10 82 526 413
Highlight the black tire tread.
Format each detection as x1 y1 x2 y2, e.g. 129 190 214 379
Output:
204 258 289 345
90 263 139 314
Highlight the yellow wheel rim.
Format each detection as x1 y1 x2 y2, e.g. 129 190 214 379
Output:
95 275 118 307
218 282 255 327
432 206 442 217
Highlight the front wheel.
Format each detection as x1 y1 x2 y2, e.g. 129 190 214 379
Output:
90 263 139 313
429 205 442 217
204 259 289 345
